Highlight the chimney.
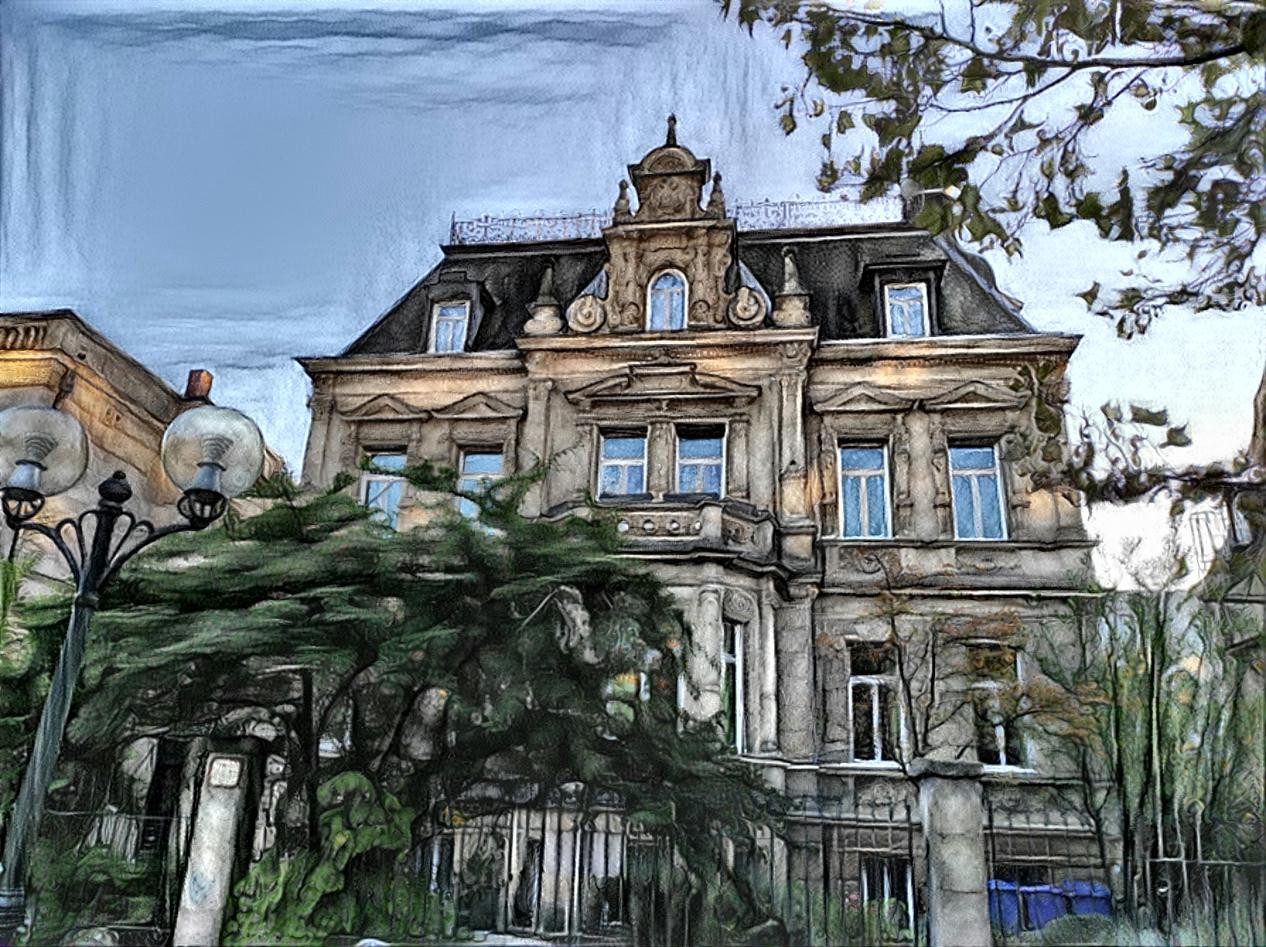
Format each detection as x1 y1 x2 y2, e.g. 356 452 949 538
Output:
184 369 213 402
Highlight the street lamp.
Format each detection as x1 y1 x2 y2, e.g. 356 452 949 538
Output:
0 402 264 940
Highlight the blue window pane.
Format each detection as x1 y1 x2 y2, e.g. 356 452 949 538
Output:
600 465 621 495
602 437 645 460
866 475 887 536
977 475 1004 538
461 452 502 475
702 464 722 497
626 465 645 494
886 285 927 337
367 479 402 528
841 447 885 471
952 475 977 538
457 496 479 520
679 437 722 460
950 447 996 470
369 453 406 471
678 463 698 493
649 272 686 331
843 477 862 537
438 303 466 321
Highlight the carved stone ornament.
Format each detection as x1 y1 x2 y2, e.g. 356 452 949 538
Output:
566 294 606 334
723 588 758 622
772 248 812 328
728 285 767 328
626 115 712 224
523 264 563 337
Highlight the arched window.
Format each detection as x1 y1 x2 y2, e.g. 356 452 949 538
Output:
647 270 687 331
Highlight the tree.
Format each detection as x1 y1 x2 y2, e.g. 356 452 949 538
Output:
14 467 783 942
724 0 1266 530
723 0 1264 335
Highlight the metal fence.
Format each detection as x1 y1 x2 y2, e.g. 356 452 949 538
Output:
27 809 190 946
390 800 924 946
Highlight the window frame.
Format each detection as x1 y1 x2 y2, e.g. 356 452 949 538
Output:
969 643 1029 770
646 269 689 332
428 299 472 354
948 442 1009 541
721 618 746 754
674 423 727 499
456 447 504 518
359 449 408 529
838 442 893 539
846 641 900 766
859 854 917 934
597 429 650 500
882 281 931 338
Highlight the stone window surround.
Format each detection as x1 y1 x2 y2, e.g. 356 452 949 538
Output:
587 416 740 503
816 406 1027 542
837 441 894 540
948 440 1010 541
964 638 1033 772
844 638 904 767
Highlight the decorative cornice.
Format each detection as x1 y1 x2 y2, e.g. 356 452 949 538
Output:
564 355 760 410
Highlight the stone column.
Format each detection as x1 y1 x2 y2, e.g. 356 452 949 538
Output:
903 409 941 542
173 753 257 946
520 379 553 516
775 593 817 795
911 759 990 947
758 594 779 753
728 417 749 499
694 586 724 719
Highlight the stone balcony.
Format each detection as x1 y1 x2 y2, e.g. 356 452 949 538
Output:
821 538 1095 593
548 496 778 566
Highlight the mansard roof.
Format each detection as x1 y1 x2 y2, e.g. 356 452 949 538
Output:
342 224 1031 357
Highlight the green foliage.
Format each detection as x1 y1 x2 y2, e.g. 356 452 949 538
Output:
38 465 780 940
723 0 1266 334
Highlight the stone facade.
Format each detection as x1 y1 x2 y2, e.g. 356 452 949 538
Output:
0 310 283 585
301 126 1094 808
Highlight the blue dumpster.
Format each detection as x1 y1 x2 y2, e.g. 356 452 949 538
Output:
1061 880 1112 916
987 879 1021 934
1021 884 1069 929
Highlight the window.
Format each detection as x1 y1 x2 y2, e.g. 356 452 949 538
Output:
721 619 745 753
647 271 687 331
598 432 647 498
861 855 916 933
849 642 897 763
949 444 1007 540
839 445 891 538
361 451 406 528
676 426 724 497
971 644 1026 768
883 282 929 338
429 301 470 353
456 450 503 519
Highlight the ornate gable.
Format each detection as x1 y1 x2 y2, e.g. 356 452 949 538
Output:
339 393 430 420
565 356 759 412
431 391 523 421
923 380 1027 412
815 384 913 414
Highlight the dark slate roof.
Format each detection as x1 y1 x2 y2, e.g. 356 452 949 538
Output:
343 227 1031 356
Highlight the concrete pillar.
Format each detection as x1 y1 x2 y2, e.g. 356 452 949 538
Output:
758 594 779 752
911 759 990 947
172 752 257 946
694 586 724 719
775 593 817 795
520 379 553 516
903 409 940 542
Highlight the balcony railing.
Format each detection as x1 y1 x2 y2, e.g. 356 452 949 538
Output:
449 194 907 245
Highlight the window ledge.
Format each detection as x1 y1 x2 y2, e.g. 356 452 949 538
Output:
822 537 1096 550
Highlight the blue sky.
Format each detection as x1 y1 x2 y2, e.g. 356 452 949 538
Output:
2 0 1261 577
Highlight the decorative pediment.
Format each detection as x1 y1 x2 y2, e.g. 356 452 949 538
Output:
565 356 759 411
430 391 523 422
339 394 430 420
923 381 1027 412
815 384 913 414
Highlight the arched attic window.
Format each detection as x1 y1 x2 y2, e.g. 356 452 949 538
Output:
647 270 688 331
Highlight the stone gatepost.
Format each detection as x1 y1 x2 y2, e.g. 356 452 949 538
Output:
172 745 262 946
911 759 990 947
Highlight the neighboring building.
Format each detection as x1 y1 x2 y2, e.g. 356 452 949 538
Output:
298 122 1102 934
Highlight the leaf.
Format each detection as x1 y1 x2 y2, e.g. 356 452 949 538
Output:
1129 404 1169 426
1164 425 1192 447
1076 282 1101 309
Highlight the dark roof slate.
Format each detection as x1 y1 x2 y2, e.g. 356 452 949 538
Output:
343 228 1030 356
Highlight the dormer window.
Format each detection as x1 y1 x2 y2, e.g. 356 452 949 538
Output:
429 301 470 353
883 283 929 338
647 271 687 332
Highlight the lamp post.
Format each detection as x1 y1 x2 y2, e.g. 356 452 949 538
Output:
0 402 265 942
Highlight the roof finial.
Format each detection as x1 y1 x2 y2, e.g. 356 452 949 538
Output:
707 172 726 218
665 113 678 146
780 247 808 296
613 179 632 222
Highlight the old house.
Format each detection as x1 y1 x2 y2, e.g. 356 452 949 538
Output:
297 121 1105 936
